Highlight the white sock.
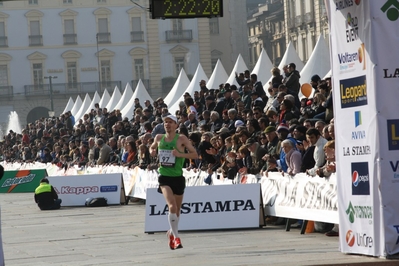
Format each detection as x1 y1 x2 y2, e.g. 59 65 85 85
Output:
168 213 179 238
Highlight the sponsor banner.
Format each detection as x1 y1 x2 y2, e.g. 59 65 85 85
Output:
369 0 399 256
49 173 125 206
0 169 47 193
144 184 262 232
0 207 3 265
261 172 338 224
328 0 382 256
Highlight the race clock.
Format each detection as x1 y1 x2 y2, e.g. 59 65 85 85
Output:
151 0 223 19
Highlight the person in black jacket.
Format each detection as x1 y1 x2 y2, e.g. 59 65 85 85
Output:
34 178 62 210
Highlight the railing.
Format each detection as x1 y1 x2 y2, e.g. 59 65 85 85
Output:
131 79 149 90
131 31 144 42
97 32 111 43
23 81 121 96
304 12 314 23
0 36 8 47
294 15 303 27
165 30 193 42
63 33 77 45
29 35 43 46
0 85 13 97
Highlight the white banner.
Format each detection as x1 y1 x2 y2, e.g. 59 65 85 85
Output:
328 0 382 257
49 173 125 206
261 172 338 224
144 184 262 232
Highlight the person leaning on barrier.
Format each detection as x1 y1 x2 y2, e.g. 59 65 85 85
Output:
34 178 62 210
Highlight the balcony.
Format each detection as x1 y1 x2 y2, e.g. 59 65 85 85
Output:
165 30 193 42
294 15 303 27
29 35 43 46
131 31 144 42
97 32 111 43
0 85 13 97
23 81 121 96
63 33 77 45
304 12 314 24
0 36 8 47
131 79 149 91
287 18 295 29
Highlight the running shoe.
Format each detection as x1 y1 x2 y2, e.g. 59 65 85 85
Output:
166 230 174 250
173 237 183 249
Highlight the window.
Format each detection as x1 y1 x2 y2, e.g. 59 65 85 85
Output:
131 17 143 42
209 17 219 34
0 22 6 47
97 18 110 43
100 60 111 83
29 0 38 5
175 57 185 76
29 20 42 46
33 63 43 89
172 19 183 32
0 65 8 86
67 62 77 85
63 0 72 3
64 19 76 44
134 59 144 80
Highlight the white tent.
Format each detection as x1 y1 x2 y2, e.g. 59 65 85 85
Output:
113 83 133 111
80 91 101 119
62 97 74 115
99 89 111 108
169 63 208 114
226 54 249 87
74 93 91 124
252 48 274 85
105 86 122 111
300 35 331 85
206 59 229 91
277 42 304 73
164 68 190 108
323 69 332 79
70 95 82 117
121 80 153 120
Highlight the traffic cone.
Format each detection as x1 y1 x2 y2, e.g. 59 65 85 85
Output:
305 220 314 233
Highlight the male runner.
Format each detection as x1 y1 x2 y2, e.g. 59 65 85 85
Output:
150 114 198 250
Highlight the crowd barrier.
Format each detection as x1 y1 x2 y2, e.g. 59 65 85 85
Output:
0 162 338 224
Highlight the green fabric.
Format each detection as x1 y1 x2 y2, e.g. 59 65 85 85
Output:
158 134 184 177
35 183 52 195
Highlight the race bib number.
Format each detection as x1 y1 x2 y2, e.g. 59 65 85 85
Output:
159 149 176 167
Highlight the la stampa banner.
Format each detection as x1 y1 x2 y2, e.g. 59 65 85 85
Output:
328 0 399 257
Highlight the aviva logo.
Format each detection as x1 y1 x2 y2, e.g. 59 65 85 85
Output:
355 111 362 127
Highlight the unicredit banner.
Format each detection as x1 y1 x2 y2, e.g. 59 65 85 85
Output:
327 0 399 257
144 184 262 233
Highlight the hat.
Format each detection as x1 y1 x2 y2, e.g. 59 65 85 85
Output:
234 120 244 128
265 126 276 134
277 123 289 132
163 114 178 123
205 95 214 101
311 74 321 82
245 138 257 146
217 127 230 134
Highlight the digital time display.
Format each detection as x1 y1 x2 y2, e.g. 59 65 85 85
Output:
151 0 223 19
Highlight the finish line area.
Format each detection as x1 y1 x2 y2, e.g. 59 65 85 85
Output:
0 194 395 266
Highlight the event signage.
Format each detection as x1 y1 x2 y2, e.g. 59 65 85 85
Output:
144 184 263 233
49 173 125 206
0 169 47 193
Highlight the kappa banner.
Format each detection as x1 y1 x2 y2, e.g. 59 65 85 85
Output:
0 169 47 193
261 173 338 224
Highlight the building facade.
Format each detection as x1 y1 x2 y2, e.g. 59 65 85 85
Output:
0 0 248 127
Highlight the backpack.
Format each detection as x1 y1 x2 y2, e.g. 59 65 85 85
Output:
85 197 108 207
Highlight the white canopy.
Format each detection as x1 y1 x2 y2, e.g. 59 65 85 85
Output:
164 68 190 108
206 59 229 90
80 91 101 119
105 86 122 112
74 93 91 124
169 63 208 114
226 54 249 87
277 41 304 73
252 48 273 85
323 69 332 79
62 97 74 115
121 79 154 120
113 83 133 111
98 89 111 109
70 95 82 117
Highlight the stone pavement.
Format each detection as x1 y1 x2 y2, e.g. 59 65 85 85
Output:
0 193 397 266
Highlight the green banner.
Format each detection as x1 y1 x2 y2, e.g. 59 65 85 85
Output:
0 169 47 193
